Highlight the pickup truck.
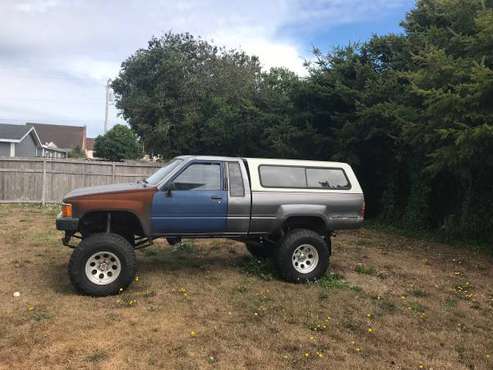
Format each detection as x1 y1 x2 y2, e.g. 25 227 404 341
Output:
56 155 364 296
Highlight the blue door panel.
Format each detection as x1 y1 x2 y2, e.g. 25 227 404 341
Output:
151 190 228 234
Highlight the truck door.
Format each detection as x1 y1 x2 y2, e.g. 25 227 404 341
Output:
225 161 252 234
151 161 227 234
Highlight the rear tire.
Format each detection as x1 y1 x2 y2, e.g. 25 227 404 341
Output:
68 233 136 296
245 240 277 259
275 229 330 283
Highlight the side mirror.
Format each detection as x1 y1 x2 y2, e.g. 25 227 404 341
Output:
163 182 175 197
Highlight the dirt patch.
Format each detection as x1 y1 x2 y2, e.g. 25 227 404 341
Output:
0 205 492 369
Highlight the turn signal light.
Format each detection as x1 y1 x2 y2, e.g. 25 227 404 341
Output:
62 203 73 218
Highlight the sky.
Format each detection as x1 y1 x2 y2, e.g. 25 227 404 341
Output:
0 0 415 138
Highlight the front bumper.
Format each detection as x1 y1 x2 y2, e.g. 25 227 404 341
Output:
56 212 79 231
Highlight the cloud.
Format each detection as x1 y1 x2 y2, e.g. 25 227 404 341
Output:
15 0 60 13
0 0 411 136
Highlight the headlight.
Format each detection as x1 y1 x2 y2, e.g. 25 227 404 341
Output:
61 203 73 218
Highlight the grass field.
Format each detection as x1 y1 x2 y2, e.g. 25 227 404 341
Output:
0 204 492 369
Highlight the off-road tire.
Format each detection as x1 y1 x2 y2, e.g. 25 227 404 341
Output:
68 233 137 296
245 240 277 259
275 229 330 283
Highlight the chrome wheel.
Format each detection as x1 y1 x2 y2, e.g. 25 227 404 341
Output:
85 251 121 285
292 244 319 274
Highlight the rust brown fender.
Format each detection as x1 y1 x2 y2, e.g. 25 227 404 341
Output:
67 186 157 236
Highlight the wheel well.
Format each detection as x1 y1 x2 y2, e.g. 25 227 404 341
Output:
282 216 328 235
79 211 144 237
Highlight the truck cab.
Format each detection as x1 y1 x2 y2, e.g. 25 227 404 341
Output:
57 155 364 296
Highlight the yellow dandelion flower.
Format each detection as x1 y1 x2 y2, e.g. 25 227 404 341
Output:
368 328 373 333
191 331 197 337
356 347 361 352
304 352 309 358
135 276 139 281
310 336 315 341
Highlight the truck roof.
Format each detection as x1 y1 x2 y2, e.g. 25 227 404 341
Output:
177 155 350 167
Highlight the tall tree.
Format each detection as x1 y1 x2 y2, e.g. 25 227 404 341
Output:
94 124 142 162
111 32 263 158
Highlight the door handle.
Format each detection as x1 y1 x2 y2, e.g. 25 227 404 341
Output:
210 196 222 200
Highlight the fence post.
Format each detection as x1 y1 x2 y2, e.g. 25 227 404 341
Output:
112 163 116 183
41 158 47 205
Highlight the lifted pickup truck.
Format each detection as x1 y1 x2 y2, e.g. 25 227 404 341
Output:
56 156 364 296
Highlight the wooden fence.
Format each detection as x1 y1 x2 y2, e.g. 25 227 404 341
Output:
0 157 162 204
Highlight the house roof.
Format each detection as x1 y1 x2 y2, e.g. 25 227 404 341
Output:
27 122 86 150
86 137 95 151
0 123 33 141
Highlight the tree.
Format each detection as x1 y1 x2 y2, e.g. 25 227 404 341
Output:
111 32 263 158
68 145 85 159
110 2 493 242
93 124 142 162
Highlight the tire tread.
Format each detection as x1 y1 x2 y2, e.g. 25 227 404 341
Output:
275 228 330 283
68 233 136 296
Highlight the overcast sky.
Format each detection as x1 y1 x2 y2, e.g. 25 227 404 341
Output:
0 0 414 137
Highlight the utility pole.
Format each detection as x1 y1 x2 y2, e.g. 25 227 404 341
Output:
104 78 112 133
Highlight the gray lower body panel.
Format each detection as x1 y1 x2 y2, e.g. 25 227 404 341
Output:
250 191 364 233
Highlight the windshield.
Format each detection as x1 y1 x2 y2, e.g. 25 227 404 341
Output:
145 158 183 186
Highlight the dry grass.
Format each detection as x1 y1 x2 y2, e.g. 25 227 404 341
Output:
0 204 492 369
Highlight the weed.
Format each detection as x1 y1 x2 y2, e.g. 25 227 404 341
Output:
233 285 248 294
373 296 398 314
444 298 458 310
307 320 329 332
116 294 138 307
142 290 157 298
354 264 376 275
85 350 108 363
143 248 158 257
239 256 275 280
31 309 53 322
408 301 426 313
173 240 196 254
318 273 348 289
410 289 428 298
350 285 363 293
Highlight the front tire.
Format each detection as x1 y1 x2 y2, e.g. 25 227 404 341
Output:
68 233 137 296
275 229 330 283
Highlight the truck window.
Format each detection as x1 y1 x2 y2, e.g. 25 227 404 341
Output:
306 168 350 190
259 165 306 188
227 162 244 197
173 163 221 191
259 165 351 190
